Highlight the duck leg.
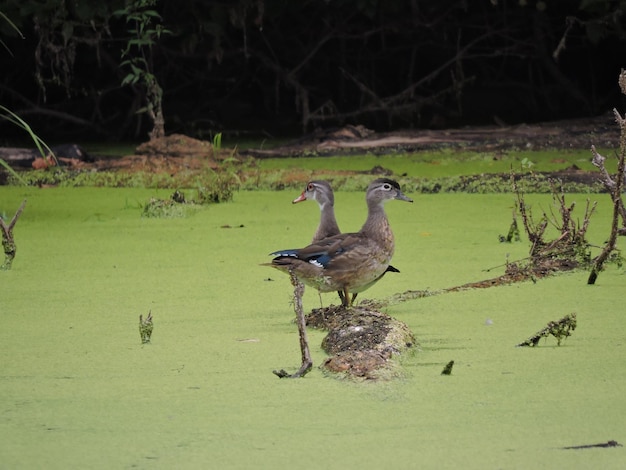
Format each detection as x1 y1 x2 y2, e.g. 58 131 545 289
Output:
273 272 313 378
341 287 352 307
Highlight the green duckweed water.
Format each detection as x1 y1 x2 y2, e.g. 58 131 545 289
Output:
1 187 624 469
256 148 616 178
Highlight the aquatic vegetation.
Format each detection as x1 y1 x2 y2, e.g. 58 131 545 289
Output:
516 313 577 347
195 171 238 204
0 144 612 194
141 196 190 218
0 199 26 270
0 188 624 469
139 311 154 344
440 360 455 375
141 177 238 218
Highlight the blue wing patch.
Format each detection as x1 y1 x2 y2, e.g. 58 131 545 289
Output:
269 249 299 257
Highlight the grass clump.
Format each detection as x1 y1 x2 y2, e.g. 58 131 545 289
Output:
195 170 239 203
141 175 238 218
142 196 189 218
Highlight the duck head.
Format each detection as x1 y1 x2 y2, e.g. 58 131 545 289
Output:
367 178 413 205
292 180 335 208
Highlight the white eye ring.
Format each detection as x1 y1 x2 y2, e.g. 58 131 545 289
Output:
383 183 392 190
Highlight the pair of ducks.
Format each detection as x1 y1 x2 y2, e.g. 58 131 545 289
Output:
267 178 413 306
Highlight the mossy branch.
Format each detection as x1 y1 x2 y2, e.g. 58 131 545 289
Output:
1 199 27 270
139 311 154 344
516 313 577 347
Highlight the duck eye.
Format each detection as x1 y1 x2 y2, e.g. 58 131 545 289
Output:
382 183 391 190
307 183 315 191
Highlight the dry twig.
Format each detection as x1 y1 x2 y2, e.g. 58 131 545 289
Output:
273 272 313 378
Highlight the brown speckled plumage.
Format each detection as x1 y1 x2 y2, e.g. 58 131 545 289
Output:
269 178 412 306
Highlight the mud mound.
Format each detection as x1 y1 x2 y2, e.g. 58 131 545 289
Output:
306 305 416 380
135 134 214 158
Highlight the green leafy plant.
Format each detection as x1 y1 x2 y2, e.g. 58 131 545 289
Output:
212 132 222 151
141 196 188 218
520 157 534 169
114 0 171 140
195 170 238 204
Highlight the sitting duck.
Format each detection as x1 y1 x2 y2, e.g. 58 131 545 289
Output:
268 178 412 307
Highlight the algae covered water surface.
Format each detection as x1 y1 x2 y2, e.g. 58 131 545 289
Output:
1 186 624 469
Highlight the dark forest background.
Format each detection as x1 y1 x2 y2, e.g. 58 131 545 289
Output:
1 0 625 143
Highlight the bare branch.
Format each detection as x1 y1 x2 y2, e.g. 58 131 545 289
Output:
588 80 626 283
591 145 615 190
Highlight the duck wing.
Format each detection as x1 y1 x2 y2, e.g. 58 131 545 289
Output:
270 233 363 269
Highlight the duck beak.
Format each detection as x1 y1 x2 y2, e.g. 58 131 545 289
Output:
396 191 413 203
292 191 307 204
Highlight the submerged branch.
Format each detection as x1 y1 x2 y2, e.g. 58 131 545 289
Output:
563 440 622 450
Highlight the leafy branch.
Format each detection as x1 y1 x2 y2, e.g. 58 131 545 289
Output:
114 0 171 141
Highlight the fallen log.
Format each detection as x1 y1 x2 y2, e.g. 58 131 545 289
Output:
0 144 92 168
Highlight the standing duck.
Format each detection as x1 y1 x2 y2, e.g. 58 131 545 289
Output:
269 178 412 307
293 179 400 304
